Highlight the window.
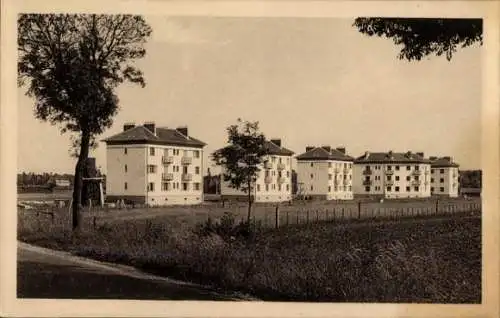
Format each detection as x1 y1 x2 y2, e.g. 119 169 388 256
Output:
265 184 269 191
406 176 411 181
440 178 444 183
440 169 444 174
310 162 314 167
147 165 156 173
310 185 313 191
406 186 410 192
349 186 352 191
279 157 282 164
310 174 314 179
124 148 128 155
406 166 411 171
272 184 276 190
343 174 347 180
287 171 290 178
286 184 290 191
257 184 261 192
431 178 434 183
395 166 400 171
328 186 331 192
395 186 400 192
387 165 392 170
415 165 419 170
183 166 188 174
193 150 200 158
148 182 155 192
278 184 282 191
365 176 370 181
414 186 419 191
414 176 419 181
194 183 200 191
124 165 128 173
395 176 400 181
431 187 434 192
150 147 155 156
278 171 282 178
124 182 128 190
387 176 392 181
195 166 200 174
329 162 332 168
431 169 435 174
440 187 445 192
162 182 170 191
182 183 188 191
329 174 332 180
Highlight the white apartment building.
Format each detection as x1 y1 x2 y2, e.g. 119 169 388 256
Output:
429 156 460 197
353 151 432 199
103 122 206 206
295 146 354 200
220 139 294 203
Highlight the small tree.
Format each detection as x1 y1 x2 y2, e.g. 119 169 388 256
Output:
353 18 482 61
212 119 269 222
18 14 152 230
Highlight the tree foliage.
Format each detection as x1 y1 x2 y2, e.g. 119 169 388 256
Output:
18 14 152 229
212 119 269 221
353 18 482 61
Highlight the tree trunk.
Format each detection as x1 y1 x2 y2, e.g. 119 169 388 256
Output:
71 130 91 231
247 180 252 223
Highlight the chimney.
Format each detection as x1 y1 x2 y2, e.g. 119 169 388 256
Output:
416 152 424 158
365 151 370 158
336 147 346 154
176 126 188 137
321 145 331 153
305 146 315 152
123 122 135 131
271 139 282 147
405 151 412 158
429 156 438 161
444 156 452 161
144 121 156 135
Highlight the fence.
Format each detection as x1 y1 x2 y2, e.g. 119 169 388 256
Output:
242 198 482 229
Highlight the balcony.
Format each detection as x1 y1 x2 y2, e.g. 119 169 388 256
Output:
385 170 394 175
181 173 192 181
386 180 394 186
278 177 286 184
412 170 422 176
334 168 340 173
424 170 430 175
363 180 372 186
343 179 349 185
277 163 286 170
264 161 273 169
162 173 174 181
411 180 421 186
343 168 350 174
362 169 373 175
181 156 192 165
162 156 174 165
264 176 272 184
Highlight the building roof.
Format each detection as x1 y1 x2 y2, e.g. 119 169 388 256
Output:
103 126 206 148
296 147 354 162
264 140 294 156
430 156 460 168
354 151 430 164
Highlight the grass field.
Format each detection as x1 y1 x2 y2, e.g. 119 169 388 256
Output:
18 201 482 303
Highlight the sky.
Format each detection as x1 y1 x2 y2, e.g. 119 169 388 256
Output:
17 16 482 174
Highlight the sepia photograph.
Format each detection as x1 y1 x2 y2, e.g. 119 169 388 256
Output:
1 1 499 318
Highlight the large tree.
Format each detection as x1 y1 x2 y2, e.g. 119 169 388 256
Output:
18 14 152 230
212 119 269 222
353 18 482 61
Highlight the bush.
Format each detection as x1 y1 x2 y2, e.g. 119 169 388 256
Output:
194 212 263 241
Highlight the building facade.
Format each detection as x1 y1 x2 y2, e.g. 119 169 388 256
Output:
220 139 294 203
103 122 206 206
295 146 354 200
353 151 432 199
429 156 460 197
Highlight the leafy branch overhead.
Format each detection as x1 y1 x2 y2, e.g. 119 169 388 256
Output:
353 18 482 61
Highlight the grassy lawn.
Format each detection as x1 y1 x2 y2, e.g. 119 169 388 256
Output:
18 204 481 303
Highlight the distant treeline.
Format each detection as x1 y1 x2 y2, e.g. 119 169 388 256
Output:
459 170 482 189
17 172 75 187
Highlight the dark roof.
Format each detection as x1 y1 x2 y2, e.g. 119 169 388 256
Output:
264 140 294 156
103 126 206 148
354 151 430 164
430 157 460 168
296 147 354 162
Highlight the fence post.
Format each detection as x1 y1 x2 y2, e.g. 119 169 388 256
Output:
435 199 439 215
316 209 319 222
93 216 97 229
358 201 362 219
275 205 279 229
307 210 310 224
286 210 289 226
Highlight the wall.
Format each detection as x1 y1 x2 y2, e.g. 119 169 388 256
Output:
106 145 147 197
431 167 459 197
297 160 353 200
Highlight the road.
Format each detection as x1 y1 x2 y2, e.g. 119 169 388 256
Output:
17 242 250 300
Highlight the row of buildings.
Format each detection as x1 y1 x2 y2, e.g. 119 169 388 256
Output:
103 122 460 206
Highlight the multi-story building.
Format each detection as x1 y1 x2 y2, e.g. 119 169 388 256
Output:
353 151 432 199
429 156 460 197
295 146 354 200
219 139 294 203
103 122 206 206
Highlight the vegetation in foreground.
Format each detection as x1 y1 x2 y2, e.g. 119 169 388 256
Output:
18 210 481 303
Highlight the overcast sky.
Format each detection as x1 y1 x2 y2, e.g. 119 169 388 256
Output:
17 16 481 174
